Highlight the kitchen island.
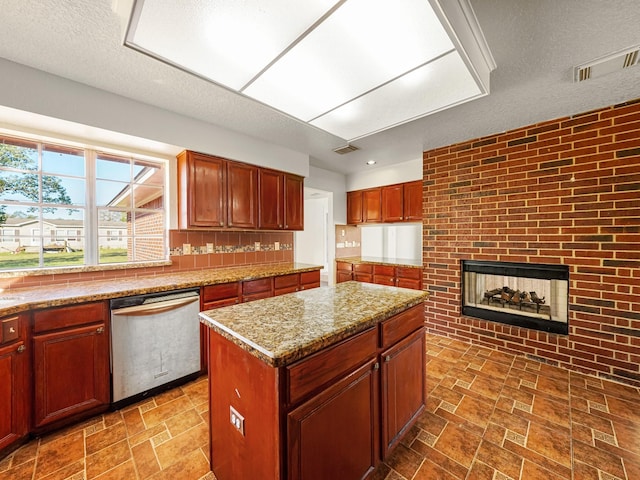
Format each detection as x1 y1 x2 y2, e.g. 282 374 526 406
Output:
200 281 428 480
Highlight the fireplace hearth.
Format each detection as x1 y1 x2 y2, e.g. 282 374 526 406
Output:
461 260 569 334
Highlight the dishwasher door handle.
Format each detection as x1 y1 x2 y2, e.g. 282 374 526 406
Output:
111 296 199 317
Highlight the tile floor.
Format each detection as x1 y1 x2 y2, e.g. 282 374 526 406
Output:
1 332 639 479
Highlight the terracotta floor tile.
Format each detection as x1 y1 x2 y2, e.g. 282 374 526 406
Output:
412 458 458 480
503 439 572 479
150 448 210 480
606 396 640 424
0 458 34 480
8 440 39 468
86 422 128 455
571 460 600 480
433 423 481 468
477 359 511 379
476 439 523 480
572 407 615 435
165 408 204 437
525 422 572 468
34 430 84 478
86 439 132 479
573 439 627 479
384 443 424 480
132 439 161 479
531 375 569 400
520 459 566 480
466 460 495 480
410 440 469 478
93 459 137 480
530 395 570 427
122 407 146 436
154 423 208 470
489 408 530 437
38 459 84 480
452 395 493 430
465 374 504 401
183 377 209 405
142 395 194 427
153 386 187 406
612 419 640 456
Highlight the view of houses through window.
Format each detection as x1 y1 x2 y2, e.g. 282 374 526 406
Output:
0 133 167 271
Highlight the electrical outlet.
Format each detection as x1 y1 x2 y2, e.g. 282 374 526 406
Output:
255 241 260 251
274 241 280 251
182 243 191 255
230 406 245 436
206 243 214 253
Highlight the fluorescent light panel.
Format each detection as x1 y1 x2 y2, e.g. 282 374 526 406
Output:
126 0 490 141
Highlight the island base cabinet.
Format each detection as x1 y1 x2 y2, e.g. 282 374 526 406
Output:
287 359 379 480
381 328 425 457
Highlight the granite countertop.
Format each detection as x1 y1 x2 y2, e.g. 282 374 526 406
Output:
336 256 423 268
200 281 428 367
0 263 322 316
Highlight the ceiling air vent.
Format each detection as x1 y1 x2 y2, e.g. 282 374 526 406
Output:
333 144 359 154
574 45 640 82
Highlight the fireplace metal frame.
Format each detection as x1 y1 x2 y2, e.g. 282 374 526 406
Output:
461 260 569 335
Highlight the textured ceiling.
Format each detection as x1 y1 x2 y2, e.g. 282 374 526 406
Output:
0 0 639 175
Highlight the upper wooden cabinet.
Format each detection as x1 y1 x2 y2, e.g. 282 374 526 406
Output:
177 151 226 228
403 180 423 221
259 169 304 230
381 184 404 222
227 161 258 229
347 180 422 225
347 191 363 224
178 151 304 231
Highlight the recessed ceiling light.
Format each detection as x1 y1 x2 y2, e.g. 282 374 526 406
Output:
366 160 376 166
125 0 495 141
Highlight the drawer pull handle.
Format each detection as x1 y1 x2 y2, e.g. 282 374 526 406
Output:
17 345 26 354
373 362 380 370
9 326 16 333
96 326 105 334
384 355 391 363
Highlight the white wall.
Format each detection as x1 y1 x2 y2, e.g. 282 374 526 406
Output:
0 58 309 177
346 158 422 191
305 165 347 224
295 197 329 282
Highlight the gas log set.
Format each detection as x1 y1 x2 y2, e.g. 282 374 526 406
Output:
483 286 547 314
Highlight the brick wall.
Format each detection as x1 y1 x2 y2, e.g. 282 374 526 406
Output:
423 98 640 386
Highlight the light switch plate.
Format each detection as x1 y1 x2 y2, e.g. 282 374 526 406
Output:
255 242 260 251
274 241 280 251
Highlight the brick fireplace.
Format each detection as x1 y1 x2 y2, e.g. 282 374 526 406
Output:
422 98 640 386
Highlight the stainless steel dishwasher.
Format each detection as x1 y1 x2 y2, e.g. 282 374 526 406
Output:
110 288 201 407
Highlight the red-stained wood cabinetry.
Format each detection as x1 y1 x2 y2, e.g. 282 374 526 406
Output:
347 180 422 225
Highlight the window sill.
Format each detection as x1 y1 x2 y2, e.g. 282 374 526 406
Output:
0 260 173 279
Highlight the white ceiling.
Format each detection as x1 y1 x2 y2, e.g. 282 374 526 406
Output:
0 0 639 176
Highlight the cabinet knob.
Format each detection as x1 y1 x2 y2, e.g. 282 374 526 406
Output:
384 355 391 363
9 326 15 333
96 326 105 334
373 362 380 370
17 344 26 353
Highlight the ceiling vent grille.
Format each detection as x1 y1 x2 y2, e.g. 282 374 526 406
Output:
333 144 359 154
574 45 640 82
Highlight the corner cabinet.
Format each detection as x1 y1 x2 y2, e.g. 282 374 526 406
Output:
32 301 110 431
0 313 29 454
259 169 304 230
178 150 304 231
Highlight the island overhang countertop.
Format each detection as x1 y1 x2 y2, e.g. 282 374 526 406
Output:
200 281 428 367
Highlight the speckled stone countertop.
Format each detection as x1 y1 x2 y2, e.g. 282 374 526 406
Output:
0 263 322 316
336 256 423 268
200 281 428 367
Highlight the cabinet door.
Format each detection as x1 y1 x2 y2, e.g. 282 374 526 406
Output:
288 359 379 480
178 151 226 228
403 180 423 221
284 174 304 230
396 267 423 291
380 328 425 457
33 322 110 429
381 184 404 222
362 188 382 223
347 191 363 225
259 169 284 229
0 335 29 452
227 161 258 228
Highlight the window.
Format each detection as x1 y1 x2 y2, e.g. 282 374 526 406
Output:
0 134 167 271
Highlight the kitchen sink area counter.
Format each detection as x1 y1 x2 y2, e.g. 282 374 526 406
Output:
336 256 423 268
0 262 322 316
201 281 428 480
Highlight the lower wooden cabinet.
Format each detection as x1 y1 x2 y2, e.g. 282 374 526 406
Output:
336 262 353 283
287 359 379 480
380 328 425 456
200 282 241 373
338 261 423 291
0 314 29 453
32 302 110 431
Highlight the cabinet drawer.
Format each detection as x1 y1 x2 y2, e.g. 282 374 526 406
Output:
300 270 320 286
380 304 423 349
396 267 421 280
275 273 299 289
287 327 377 406
202 297 239 311
1 316 20 344
373 265 395 276
33 301 107 333
353 263 373 274
336 262 352 272
242 278 273 295
202 283 240 304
